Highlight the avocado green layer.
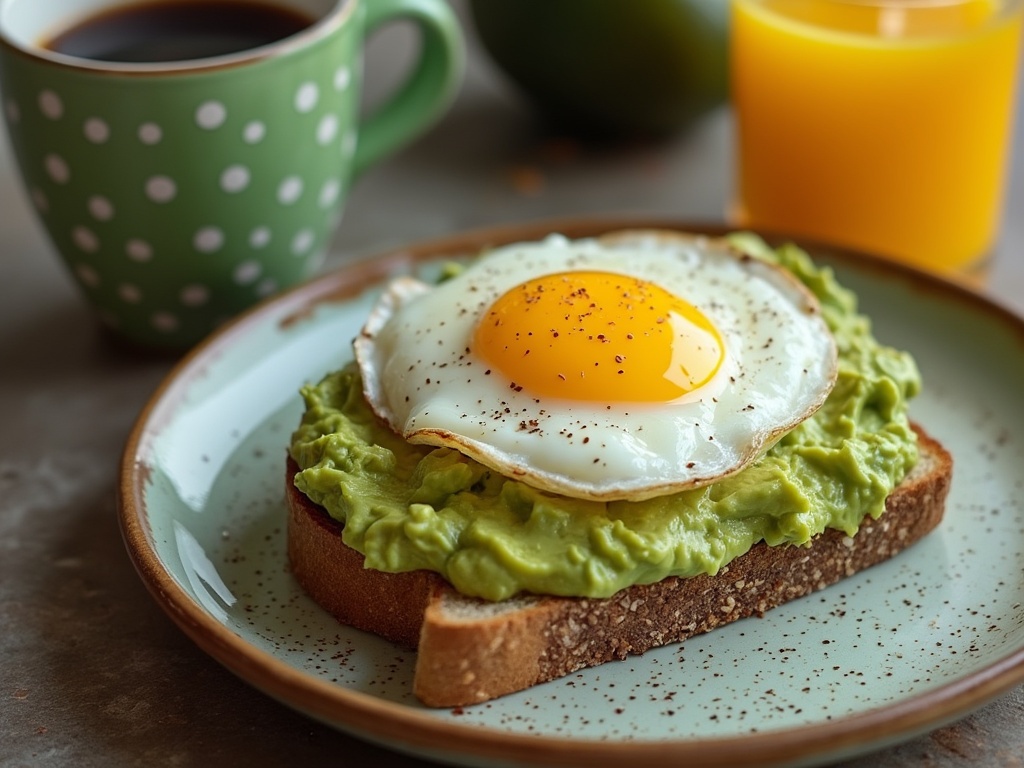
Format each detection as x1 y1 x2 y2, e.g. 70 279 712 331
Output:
289 238 920 601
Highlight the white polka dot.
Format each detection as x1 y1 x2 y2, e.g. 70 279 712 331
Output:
5 99 21 124
72 226 99 253
317 114 339 146
295 82 319 113
31 188 49 213
180 284 210 306
307 249 327 273
291 229 315 255
45 154 70 184
249 227 271 248
194 226 224 253
196 100 227 130
319 178 341 209
38 90 63 120
276 177 299 204
126 239 153 262
152 312 179 332
256 278 278 297
88 196 114 221
341 130 357 158
334 66 351 92
234 260 262 285
243 121 266 144
118 283 142 303
139 122 163 144
84 118 109 143
277 176 303 205
76 264 100 287
146 176 177 203
220 165 250 193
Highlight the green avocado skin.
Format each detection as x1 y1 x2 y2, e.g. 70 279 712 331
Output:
467 0 729 137
290 239 921 602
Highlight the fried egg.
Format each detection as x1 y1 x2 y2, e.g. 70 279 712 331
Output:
354 231 838 502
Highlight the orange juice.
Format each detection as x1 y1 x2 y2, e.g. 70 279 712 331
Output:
732 0 1024 272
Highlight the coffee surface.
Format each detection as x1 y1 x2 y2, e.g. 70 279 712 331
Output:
45 0 315 62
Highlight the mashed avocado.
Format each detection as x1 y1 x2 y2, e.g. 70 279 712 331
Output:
289 237 920 602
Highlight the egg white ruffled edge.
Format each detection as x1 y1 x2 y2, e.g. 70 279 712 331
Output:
353 231 839 502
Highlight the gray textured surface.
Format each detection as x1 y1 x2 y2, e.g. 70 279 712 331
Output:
3 2 1024 765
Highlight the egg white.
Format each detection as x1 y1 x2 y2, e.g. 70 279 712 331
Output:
354 231 838 502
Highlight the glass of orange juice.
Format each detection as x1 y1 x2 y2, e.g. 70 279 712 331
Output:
731 0 1024 276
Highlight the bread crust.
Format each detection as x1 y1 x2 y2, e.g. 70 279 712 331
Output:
286 427 951 707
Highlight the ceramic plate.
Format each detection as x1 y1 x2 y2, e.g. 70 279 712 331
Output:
119 218 1024 768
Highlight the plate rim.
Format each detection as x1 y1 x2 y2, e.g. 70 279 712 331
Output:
118 216 1024 768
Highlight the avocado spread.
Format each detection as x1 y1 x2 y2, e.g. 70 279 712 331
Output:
289 237 921 602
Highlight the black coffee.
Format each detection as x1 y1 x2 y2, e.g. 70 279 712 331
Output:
45 0 316 63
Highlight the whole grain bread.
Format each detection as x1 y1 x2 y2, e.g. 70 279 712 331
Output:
286 427 951 707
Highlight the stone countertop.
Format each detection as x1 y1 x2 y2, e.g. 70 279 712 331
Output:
3 2 1023 766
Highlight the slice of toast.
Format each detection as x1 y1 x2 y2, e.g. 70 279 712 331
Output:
286 427 951 708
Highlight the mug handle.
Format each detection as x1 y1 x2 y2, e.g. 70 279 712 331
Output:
352 0 465 177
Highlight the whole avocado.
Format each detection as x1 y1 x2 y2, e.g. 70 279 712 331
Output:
467 0 729 137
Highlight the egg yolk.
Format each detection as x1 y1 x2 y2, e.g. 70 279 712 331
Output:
473 271 725 402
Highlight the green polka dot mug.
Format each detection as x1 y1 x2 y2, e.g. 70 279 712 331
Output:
0 0 464 349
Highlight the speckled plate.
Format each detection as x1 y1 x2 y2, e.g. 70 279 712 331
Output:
119 218 1024 768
